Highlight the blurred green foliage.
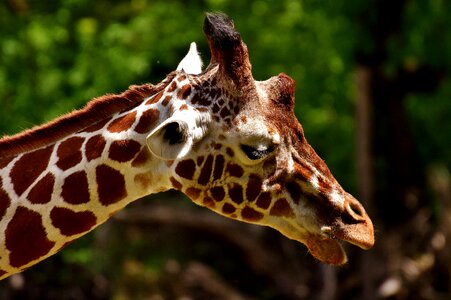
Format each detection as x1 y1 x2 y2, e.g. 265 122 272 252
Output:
0 0 367 191
1 0 450 188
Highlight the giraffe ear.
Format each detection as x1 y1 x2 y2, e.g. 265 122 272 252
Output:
176 42 203 75
146 112 210 160
146 119 192 160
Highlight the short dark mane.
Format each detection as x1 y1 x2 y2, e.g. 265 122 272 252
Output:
0 72 176 158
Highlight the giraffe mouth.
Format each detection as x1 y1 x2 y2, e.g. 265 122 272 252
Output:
269 220 349 265
304 213 374 265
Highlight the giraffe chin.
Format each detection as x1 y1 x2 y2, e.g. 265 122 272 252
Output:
305 236 348 265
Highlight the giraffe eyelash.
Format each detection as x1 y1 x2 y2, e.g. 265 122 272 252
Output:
240 144 276 160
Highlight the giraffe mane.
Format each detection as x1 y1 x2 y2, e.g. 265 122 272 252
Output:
0 72 176 158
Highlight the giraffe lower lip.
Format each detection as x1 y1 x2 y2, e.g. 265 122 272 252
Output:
305 236 347 265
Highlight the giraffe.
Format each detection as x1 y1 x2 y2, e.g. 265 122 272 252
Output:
0 13 374 280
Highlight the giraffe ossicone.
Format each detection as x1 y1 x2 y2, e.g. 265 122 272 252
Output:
0 12 374 280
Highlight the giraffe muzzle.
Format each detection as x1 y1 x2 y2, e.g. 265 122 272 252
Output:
331 195 375 250
300 194 374 265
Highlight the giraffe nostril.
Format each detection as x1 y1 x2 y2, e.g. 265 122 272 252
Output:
343 198 366 224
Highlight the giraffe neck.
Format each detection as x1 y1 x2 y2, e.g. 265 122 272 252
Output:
0 77 183 278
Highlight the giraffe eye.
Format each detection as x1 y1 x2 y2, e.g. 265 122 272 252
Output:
241 144 276 160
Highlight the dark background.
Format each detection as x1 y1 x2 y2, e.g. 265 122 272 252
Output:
1 0 450 299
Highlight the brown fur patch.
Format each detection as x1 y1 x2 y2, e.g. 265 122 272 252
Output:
131 148 151 167
107 111 137 133
270 198 295 218
161 95 172 106
177 74 187 82
0 179 11 219
0 75 175 158
222 202 236 214
228 183 244 204
226 147 234 157
0 156 14 169
145 90 163 105
50 207 97 236
196 156 205 166
213 154 225 181
61 171 90 204
185 187 201 200
198 155 214 185
246 174 262 202
11 146 53 196
134 109 160 134
255 192 271 209
219 106 231 119
5 206 55 268
28 172 55 204
175 159 196 180
210 186 225 202
134 173 152 190
202 196 215 208
241 206 263 222
108 140 142 163
85 135 106 161
226 162 244 177
84 118 109 133
56 136 84 170
285 181 301 204
169 177 182 190
177 85 192 100
96 164 127 206
167 81 177 93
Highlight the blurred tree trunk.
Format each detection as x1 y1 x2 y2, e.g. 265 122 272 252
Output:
355 66 376 300
354 0 445 298
356 0 423 225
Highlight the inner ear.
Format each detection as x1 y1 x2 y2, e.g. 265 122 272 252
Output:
163 122 187 145
146 120 192 160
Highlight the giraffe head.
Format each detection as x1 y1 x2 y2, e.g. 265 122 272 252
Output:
147 13 374 265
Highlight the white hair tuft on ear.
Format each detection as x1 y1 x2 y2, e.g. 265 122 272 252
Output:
177 42 203 75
